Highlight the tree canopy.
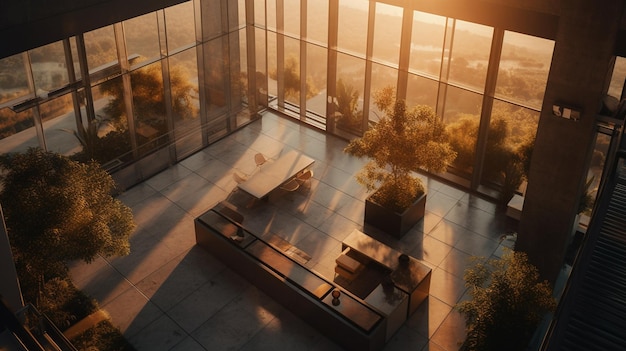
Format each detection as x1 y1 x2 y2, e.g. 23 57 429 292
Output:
344 86 456 211
456 249 556 351
0 148 134 292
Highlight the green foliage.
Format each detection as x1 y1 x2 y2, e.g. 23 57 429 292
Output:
0 148 134 292
36 278 97 330
456 250 556 351
344 86 456 212
447 114 535 205
334 78 364 131
269 55 318 102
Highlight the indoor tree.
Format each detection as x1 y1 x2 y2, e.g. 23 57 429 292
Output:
456 249 556 351
345 86 456 213
0 148 135 304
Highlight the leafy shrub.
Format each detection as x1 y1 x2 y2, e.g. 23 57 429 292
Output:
456 250 556 351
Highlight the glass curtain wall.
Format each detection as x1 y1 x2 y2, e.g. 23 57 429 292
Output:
258 0 555 197
0 0 260 189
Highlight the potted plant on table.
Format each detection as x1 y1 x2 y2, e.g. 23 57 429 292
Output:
344 86 456 237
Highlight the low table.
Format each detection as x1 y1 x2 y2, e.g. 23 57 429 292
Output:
342 229 432 317
237 150 315 199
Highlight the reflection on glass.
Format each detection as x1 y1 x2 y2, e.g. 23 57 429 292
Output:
0 107 37 154
84 25 118 73
0 54 31 105
170 48 200 157
335 52 365 134
284 0 300 38
267 32 278 101
306 43 327 117
283 37 301 106
369 63 397 123
165 2 195 53
409 11 446 78
307 0 328 45
496 31 554 109
129 63 167 155
29 41 69 93
93 79 133 165
447 20 493 91
124 12 160 64
41 94 80 156
204 38 228 113
255 28 268 107
406 74 438 110
230 28 253 124
199 0 224 40
443 86 483 178
372 3 402 67
337 0 368 57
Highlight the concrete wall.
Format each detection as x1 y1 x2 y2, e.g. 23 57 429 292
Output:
516 0 625 283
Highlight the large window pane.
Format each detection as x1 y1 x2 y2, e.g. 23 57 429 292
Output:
337 0 368 58
231 28 255 126
29 41 69 94
94 78 133 165
306 43 327 117
283 37 301 107
84 25 118 76
165 2 195 53
284 0 300 38
307 0 328 46
124 12 160 65
255 28 268 107
443 86 483 178
335 52 365 134
0 107 37 154
447 20 493 91
267 32 277 100
409 11 446 78
0 54 32 105
204 38 228 114
41 93 80 156
406 74 438 110
496 31 554 109
369 63 397 124
481 101 538 195
130 63 168 156
170 48 200 157
372 3 402 67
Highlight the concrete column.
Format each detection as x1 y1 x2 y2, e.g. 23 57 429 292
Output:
516 0 624 283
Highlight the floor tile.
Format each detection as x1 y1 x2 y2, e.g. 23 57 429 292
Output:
67 111 518 351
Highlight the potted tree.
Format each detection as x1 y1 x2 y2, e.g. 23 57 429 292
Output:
456 249 556 351
344 86 456 237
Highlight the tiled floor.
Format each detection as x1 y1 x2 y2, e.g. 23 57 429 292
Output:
69 111 518 351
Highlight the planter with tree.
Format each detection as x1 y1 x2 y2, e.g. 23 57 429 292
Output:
344 87 456 237
456 249 556 351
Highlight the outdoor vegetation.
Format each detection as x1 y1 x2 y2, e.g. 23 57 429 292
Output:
456 249 556 351
446 105 536 205
0 148 135 350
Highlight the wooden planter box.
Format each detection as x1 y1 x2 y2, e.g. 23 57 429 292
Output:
364 192 426 238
